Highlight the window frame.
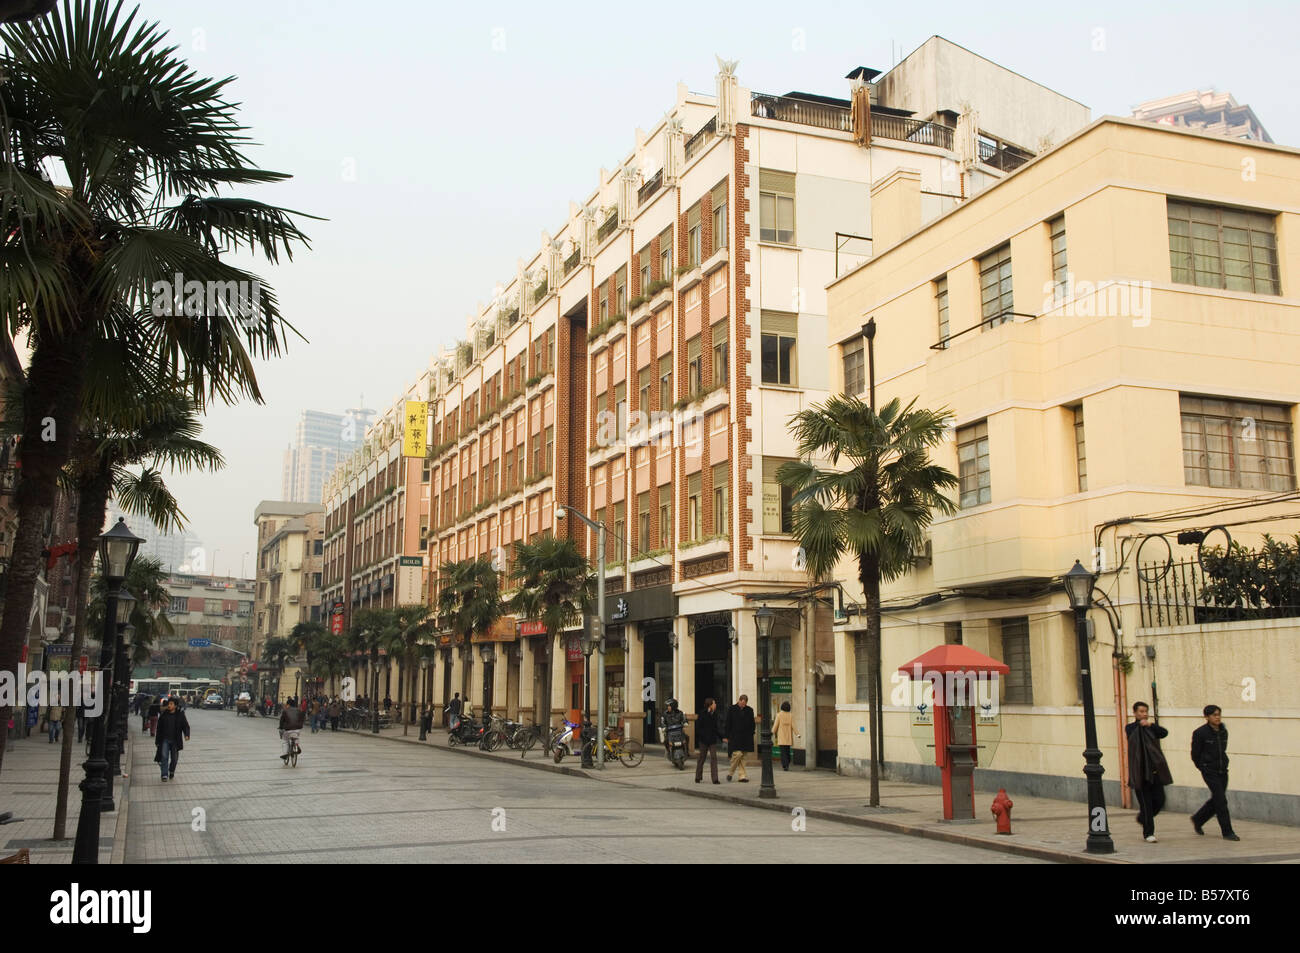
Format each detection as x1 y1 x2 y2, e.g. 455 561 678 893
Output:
957 421 992 508
979 244 1014 330
1168 199 1280 295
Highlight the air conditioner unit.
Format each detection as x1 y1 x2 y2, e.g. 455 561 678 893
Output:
911 538 933 565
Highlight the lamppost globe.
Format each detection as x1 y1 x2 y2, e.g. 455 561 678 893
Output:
755 605 775 642
478 642 494 664
114 587 137 626
98 517 143 583
1064 560 1096 610
555 507 566 520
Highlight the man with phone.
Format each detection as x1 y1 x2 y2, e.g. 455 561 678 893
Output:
1126 701 1172 843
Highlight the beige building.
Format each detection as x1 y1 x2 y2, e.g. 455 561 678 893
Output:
825 117 1300 823
252 501 324 700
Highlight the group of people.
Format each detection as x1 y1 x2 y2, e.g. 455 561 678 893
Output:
661 694 799 784
1126 702 1239 842
303 696 347 732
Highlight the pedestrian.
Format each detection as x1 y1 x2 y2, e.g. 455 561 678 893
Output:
419 705 432 741
146 695 161 737
1190 705 1240 842
383 694 392 714
772 700 798 771
1126 700 1172 842
445 692 462 727
155 696 191 782
309 698 320 734
329 698 340 731
47 704 62 743
694 697 721 784
721 694 756 783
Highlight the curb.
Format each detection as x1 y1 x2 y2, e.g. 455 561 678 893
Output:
111 737 131 865
342 727 1125 864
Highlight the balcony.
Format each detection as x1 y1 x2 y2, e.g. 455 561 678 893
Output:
977 133 1034 173
597 211 618 243
637 169 663 207
870 113 954 150
684 116 717 163
751 93 851 133
563 248 581 276
1139 545 1300 628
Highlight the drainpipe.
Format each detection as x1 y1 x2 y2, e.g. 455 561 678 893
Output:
1114 651 1130 809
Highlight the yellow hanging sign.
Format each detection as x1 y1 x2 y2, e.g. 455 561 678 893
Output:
402 401 428 457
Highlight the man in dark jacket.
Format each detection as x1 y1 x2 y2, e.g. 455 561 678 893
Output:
694 697 721 784
155 697 191 782
722 694 756 783
1190 705 1240 841
279 696 306 762
1126 701 1172 842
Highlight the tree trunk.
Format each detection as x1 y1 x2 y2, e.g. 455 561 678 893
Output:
0 329 90 775
860 555 882 807
53 466 109 839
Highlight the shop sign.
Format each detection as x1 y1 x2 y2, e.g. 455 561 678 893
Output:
565 636 582 661
519 620 546 636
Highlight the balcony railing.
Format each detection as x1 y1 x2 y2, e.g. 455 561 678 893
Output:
977 134 1034 173
597 212 618 242
563 248 581 275
637 169 662 206
751 93 851 132
1139 551 1300 627
870 113 954 150
684 116 717 162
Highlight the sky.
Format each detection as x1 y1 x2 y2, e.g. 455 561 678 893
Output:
102 0 1299 578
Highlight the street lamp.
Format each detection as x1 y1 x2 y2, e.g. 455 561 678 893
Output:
755 605 777 799
556 505 606 771
103 587 136 796
73 517 141 864
479 641 495 727
1065 559 1115 854
578 623 596 768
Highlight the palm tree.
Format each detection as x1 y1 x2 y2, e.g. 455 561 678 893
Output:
261 637 294 703
777 395 958 806
437 558 502 722
305 631 347 697
0 1 313 770
347 608 392 719
388 605 433 733
508 535 594 648
289 620 326 697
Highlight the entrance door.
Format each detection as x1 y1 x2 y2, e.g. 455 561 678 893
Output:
694 626 732 716
441 663 452 726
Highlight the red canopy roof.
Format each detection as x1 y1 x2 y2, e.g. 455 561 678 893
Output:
897 644 1010 677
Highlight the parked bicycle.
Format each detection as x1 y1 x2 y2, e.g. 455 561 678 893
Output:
582 727 644 767
478 714 509 752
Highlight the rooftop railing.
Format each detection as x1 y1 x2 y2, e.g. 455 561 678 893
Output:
637 169 662 206
751 93 851 132
684 116 718 162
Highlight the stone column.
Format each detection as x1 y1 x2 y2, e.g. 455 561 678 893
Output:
519 638 536 717
493 642 510 718
625 622 646 742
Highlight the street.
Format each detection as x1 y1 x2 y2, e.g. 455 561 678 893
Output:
124 709 1049 864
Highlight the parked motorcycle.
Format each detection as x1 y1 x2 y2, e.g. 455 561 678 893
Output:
550 719 581 763
447 713 485 747
663 713 688 770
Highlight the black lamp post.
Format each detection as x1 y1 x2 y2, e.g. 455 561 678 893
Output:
755 605 777 799
370 640 381 734
73 517 141 864
579 624 595 768
113 622 135 773
102 587 136 798
1064 559 1115 854
479 641 494 729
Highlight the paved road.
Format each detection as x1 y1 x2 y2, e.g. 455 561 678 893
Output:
126 709 1049 863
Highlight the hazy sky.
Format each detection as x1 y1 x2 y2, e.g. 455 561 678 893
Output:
128 0 1298 577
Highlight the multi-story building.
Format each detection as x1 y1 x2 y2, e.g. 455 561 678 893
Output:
135 573 255 684
415 37 1089 747
104 501 203 573
319 388 430 699
1132 89 1273 143
825 117 1300 822
281 407 376 505
252 501 324 700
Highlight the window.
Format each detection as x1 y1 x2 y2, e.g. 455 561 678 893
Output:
532 433 541 476
759 170 795 244
853 633 872 701
687 335 702 396
613 502 625 559
504 448 514 489
204 599 222 615
687 203 702 268
842 340 864 396
712 463 729 535
1000 617 1032 705
638 492 650 549
761 311 797 385
544 426 554 472
658 485 673 548
980 245 1014 329
1049 216 1068 303
710 408 727 434
1073 406 1087 493
762 458 793 534
636 319 649 346
712 199 727 251
1181 395 1295 490
170 596 188 614
640 261 651 296
599 297 608 325
687 473 702 541
614 383 627 439
660 244 672 280
936 277 950 347
1168 200 1279 295
957 421 991 508
944 621 963 645
659 355 673 408
638 367 651 411
616 268 627 314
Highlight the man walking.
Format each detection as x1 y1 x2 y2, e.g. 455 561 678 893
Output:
694 697 721 784
1126 701 1172 842
722 694 756 783
1191 705 1240 841
155 697 191 782
445 692 462 727
419 705 432 742
47 704 62 743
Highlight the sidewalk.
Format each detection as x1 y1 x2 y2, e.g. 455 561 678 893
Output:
0 730 131 864
344 721 1300 864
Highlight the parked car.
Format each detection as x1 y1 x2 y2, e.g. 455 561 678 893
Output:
203 694 224 709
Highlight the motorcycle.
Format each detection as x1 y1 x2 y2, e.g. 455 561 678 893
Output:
447 713 484 747
663 719 688 770
550 719 581 763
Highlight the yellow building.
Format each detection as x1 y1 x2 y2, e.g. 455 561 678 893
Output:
252 501 325 701
825 117 1300 823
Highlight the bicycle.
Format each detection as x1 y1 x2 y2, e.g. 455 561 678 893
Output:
281 729 301 767
479 714 509 751
582 728 644 768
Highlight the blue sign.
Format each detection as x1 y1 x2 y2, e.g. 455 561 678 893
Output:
189 639 212 648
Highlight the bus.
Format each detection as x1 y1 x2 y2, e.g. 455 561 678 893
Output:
130 677 223 703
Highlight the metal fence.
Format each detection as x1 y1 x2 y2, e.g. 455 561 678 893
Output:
684 116 717 162
750 93 852 132
1138 554 1300 627
870 113 954 150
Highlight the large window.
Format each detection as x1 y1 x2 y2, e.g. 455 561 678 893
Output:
842 340 864 396
544 426 554 472
613 502 625 560
759 170 795 244
1181 395 1295 490
1049 216 1068 303
761 311 797 385
638 367 651 412
712 319 729 387
687 473 702 541
687 204 702 268
638 491 650 549
762 458 793 534
659 355 673 408
687 335 702 396
712 462 729 535
1168 200 1279 295
1000 617 1032 705
1073 406 1087 493
936 277 950 347
614 383 627 440
712 199 727 251
957 421 991 508
979 245 1014 329
658 484 673 549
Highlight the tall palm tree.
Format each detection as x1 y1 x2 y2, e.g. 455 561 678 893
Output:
508 535 594 647
390 605 433 733
305 631 347 696
261 636 294 702
437 558 502 722
777 395 957 806
0 1 313 770
347 608 391 713
289 620 326 696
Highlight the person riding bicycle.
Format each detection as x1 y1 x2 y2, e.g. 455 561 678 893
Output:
662 698 687 754
278 696 306 762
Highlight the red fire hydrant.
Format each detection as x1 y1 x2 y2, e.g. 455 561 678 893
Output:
991 789 1013 835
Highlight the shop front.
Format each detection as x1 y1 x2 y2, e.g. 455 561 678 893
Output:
689 611 734 719
606 576 676 743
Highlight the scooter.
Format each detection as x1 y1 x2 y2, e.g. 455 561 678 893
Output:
663 720 688 770
551 719 581 763
446 712 484 747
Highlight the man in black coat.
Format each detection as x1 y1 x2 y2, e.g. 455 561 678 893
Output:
722 694 756 783
1190 705 1240 841
155 697 191 782
694 697 721 784
1126 701 1172 842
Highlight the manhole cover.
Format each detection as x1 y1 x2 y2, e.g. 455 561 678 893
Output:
572 814 627 820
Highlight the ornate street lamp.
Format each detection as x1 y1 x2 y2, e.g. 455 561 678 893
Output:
103 587 136 797
478 641 495 728
755 605 777 799
1065 560 1115 854
73 518 141 864
579 624 597 768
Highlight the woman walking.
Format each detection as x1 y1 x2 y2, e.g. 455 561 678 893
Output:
772 701 798 770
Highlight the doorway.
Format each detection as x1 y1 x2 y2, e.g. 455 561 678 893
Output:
694 625 732 717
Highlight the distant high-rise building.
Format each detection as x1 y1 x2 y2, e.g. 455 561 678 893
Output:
105 503 203 573
1132 89 1272 143
281 406 376 503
